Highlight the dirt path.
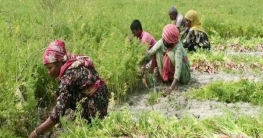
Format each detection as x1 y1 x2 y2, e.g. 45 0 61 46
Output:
115 71 262 119
226 51 263 56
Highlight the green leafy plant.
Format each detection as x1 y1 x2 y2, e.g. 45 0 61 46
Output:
146 92 162 105
1 0 263 137
59 109 263 138
185 79 263 105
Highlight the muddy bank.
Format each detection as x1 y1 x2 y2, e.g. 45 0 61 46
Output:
115 71 262 119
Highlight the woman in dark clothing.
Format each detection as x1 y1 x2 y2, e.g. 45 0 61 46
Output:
29 40 108 138
181 10 211 52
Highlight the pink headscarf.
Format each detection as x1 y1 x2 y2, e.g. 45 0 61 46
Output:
42 40 104 96
162 24 179 44
42 40 94 78
43 40 67 65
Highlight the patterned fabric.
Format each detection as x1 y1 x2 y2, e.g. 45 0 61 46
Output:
59 56 94 78
182 10 210 51
43 40 108 124
140 31 156 50
43 40 67 65
60 55 105 96
50 67 109 124
181 29 210 51
162 24 179 44
142 39 191 84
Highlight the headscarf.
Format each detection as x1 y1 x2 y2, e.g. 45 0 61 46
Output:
43 40 67 65
162 24 179 44
43 40 104 95
42 40 94 78
185 10 206 33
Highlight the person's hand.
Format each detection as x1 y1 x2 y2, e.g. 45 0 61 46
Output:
142 77 149 89
181 27 189 35
163 87 173 96
163 84 178 97
138 66 149 89
128 36 133 43
139 66 146 78
28 117 55 138
28 129 38 138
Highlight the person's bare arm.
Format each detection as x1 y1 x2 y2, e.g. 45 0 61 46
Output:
28 117 55 138
140 39 163 76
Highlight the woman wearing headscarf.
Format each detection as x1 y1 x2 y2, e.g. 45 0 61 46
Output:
29 40 109 138
181 10 210 52
140 24 191 95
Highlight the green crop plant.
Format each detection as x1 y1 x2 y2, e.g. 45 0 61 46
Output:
185 79 263 105
146 92 162 105
212 37 263 51
59 109 263 137
1 0 263 137
189 50 263 73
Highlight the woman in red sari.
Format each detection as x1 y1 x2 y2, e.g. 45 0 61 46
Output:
29 40 109 138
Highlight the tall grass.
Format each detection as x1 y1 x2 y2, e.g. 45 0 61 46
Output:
0 0 262 137
59 109 263 137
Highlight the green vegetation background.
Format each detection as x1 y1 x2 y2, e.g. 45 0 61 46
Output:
0 0 262 137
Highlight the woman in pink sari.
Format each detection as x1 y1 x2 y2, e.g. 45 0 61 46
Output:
29 40 108 138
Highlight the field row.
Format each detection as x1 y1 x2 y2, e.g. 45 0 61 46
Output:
189 51 263 74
